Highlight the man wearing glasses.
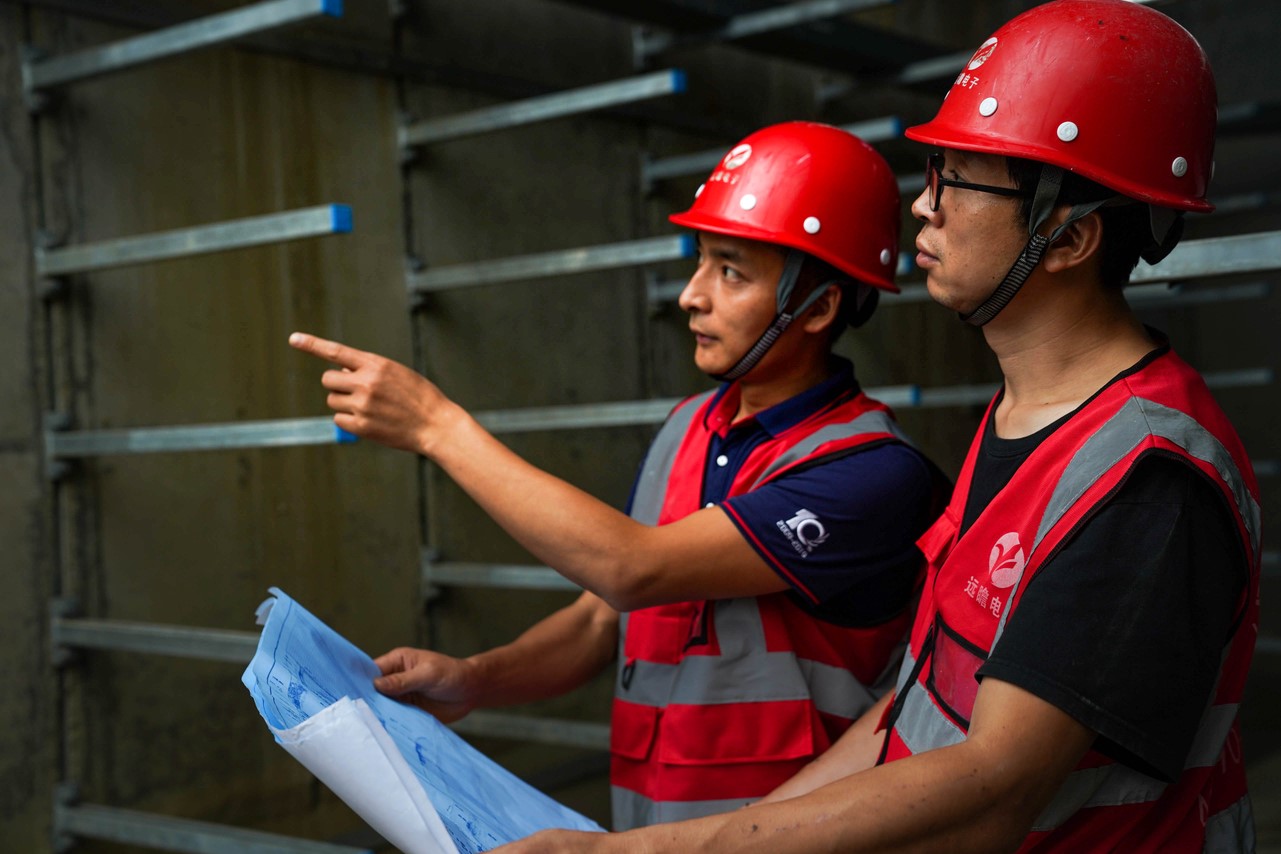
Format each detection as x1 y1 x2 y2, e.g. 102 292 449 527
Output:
499 2 1259 851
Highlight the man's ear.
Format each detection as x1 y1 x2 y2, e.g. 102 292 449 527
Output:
801 283 842 334
1043 208 1104 274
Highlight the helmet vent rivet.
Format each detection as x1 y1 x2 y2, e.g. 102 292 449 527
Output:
803 216 821 234
694 183 705 198
740 194 757 211
1057 121 1079 142
880 248 892 266
1171 157 1189 178
979 97 998 117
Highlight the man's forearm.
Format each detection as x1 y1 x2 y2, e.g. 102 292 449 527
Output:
762 691 892 804
466 592 619 708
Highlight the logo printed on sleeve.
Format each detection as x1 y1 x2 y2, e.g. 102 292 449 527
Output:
776 508 830 557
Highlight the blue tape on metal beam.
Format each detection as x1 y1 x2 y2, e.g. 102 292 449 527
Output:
334 426 358 444
887 116 904 137
669 69 688 95
321 0 344 16
908 385 922 407
677 233 696 257
330 204 353 233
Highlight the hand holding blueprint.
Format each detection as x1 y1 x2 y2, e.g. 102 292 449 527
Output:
241 588 603 854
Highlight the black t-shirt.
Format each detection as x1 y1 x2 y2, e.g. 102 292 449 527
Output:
964 381 1248 782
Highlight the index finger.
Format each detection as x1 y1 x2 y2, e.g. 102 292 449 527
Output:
288 331 368 369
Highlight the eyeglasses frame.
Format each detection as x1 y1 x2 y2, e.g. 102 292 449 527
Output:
926 152 1032 212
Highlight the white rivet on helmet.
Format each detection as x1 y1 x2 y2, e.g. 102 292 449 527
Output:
880 248 892 266
979 97 998 117
1057 121 1079 142
1171 157 1189 178
740 194 757 211
695 183 705 198
803 216 821 234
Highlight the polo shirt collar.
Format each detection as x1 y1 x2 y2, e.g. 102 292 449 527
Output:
702 357 859 438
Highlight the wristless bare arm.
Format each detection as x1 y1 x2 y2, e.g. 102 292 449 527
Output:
289 332 788 611
494 678 1096 854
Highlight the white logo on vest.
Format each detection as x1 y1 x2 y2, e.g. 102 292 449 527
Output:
988 532 1024 589
963 532 1024 619
776 508 830 557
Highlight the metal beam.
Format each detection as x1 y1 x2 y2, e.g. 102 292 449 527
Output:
35 204 352 277
451 712 609 752
636 0 893 60
54 800 369 854
45 362 1268 463
642 116 901 189
46 417 354 459
52 616 258 663
400 69 685 147
1132 230 1281 283
23 0 342 99
408 234 695 293
477 400 683 434
424 560 580 593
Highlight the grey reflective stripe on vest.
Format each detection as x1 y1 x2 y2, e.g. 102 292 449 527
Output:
893 679 966 755
750 409 912 489
629 391 714 526
1030 764 1167 832
991 396 1260 649
1035 397 1260 559
617 598 884 718
612 786 754 831
1204 793 1256 854
1028 703 1238 831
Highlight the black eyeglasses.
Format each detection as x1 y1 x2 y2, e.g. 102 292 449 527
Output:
925 152 1031 212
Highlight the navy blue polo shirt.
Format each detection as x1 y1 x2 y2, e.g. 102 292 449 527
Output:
636 358 939 627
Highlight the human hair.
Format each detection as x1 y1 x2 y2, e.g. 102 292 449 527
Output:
1005 157 1180 291
792 254 879 343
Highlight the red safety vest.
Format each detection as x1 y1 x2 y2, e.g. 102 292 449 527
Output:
883 349 1260 852
611 385 924 830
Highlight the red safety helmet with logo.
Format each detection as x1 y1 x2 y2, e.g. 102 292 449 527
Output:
670 121 901 292
907 0 1215 211
669 122 901 380
905 0 1216 325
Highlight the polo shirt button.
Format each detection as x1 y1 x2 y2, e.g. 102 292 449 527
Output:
705 502 715 509
716 454 729 467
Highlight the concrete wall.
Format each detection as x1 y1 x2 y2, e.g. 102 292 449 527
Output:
1 0 1278 851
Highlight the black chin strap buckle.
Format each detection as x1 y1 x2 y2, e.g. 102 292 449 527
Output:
960 234 1051 327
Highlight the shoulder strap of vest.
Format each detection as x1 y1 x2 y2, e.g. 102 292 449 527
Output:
630 391 715 526
749 404 911 490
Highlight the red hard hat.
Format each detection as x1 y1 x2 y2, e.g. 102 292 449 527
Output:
669 121 901 292
905 0 1216 213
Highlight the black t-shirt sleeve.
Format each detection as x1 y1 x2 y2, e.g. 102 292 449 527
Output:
977 454 1247 782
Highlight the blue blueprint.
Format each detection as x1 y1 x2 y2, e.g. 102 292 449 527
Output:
242 588 603 853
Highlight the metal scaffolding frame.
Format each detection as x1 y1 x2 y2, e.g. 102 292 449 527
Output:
33 0 1280 850
23 0 342 109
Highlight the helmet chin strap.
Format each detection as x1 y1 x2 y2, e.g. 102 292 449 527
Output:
712 250 833 383
961 165 1114 327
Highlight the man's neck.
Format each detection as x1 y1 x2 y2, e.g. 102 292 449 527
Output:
733 354 837 424
983 283 1154 439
